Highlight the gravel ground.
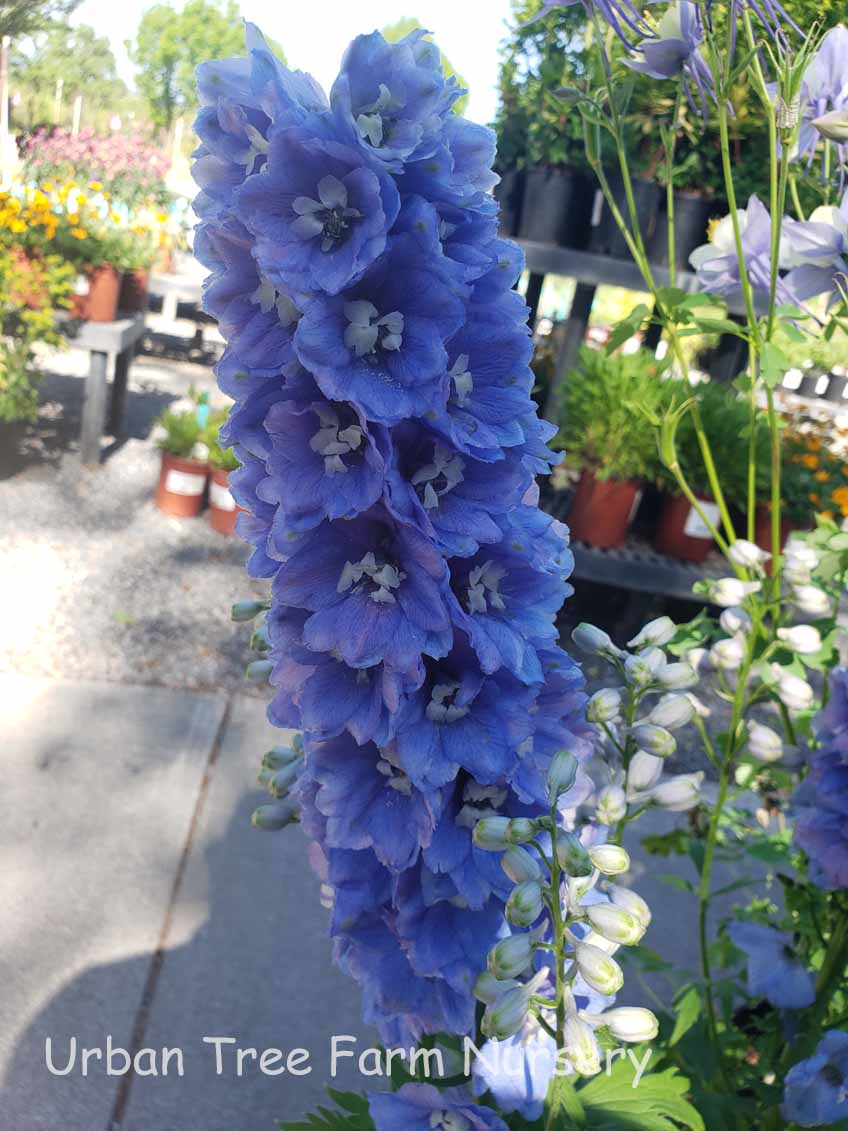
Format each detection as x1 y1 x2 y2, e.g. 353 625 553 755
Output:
0 353 269 694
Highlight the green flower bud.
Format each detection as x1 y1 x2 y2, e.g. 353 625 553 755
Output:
506 881 543 927
583 1006 659 1043
473 971 518 1005
575 942 625 995
585 902 646 946
251 798 299 832
481 984 531 1040
473 817 512 851
231 599 270 622
588 843 630 876
507 818 537 845
631 723 676 758
502 846 542 885
556 831 593 877
245 659 273 683
487 933 534 980
547 749 579 804
262 745 301 771
267 762 300 798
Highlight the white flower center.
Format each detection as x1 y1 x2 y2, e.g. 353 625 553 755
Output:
337 551 405 605
309 404 364 475
429 1113 470 1131
343 300 404 357
291 174 362 252
250 278 300 325
425 681 470 724
466 560 507 614
238 123 269 171
355 83 398 148
456 781 508 828
411 443 465 510
449 353 474 407
375 749 413 795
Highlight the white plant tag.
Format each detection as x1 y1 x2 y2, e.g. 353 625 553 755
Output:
210 480 236 511
683 501 719 540
165 469 206 497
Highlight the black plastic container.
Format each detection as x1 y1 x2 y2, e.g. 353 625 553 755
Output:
648 191 717 272
518 166 596 249
588 175 663 259
494 169 525 237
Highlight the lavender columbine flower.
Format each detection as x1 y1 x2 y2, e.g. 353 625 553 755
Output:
193 24 589 1047
783 1030 848 1127
523 0 653 48
626 2 715 113
727 920 815 1009
792 668 848 890
783 190 848 306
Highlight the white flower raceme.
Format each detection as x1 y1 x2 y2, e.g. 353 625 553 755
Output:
628 617 676 649
771 665 814 712
791 585 832 617
720 606 752 635
709 578 761 607
596 784 628 825
647 772 704 811
710 636 745 671
626 750 664 794
727 539 771 570
625 651 663 688
647 693 695 731
746 720 784 763
777 625 822 654
581 1006 659 1043
585 902 647 945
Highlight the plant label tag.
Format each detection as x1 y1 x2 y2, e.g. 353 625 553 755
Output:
628 489 643 523
210 481 236 511
684 502 719 540
165 469 206 497
591 189 604 227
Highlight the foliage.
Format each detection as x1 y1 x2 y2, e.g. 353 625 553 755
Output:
381 18 469 117
278 1090 374 1131
128 0 285 131
0 0 78 40
770 414 848 527
154 407 203 459
203 408 239 471
559 345 668 481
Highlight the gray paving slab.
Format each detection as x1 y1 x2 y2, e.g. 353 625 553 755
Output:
0 675 227 1131
120 695 374 1131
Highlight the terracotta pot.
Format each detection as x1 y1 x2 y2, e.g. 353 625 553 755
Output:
208 467 242 535
567 470 641 549
155 452 208 517
653 493 718 563
69 265 122 322
119 268 149 313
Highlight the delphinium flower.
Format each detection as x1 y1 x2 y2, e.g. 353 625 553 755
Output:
369 1083 509 1131
783 1030 848 1127
792 668 848 890
193 23 592 1049
727 921 815 1009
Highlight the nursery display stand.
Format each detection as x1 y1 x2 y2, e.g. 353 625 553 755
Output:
58 313 147 466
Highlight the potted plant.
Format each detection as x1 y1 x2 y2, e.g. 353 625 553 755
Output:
153 401 209 518
557 344 666 548
654 380 752 562
754 420 840 552
118 226 158 314
204 409 242 535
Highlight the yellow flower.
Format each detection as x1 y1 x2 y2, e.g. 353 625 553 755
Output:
89 181 102 191
75 193 87 207
9 218 26 233
156 212 168 224
808 436 822 451
70 227 88 240
68 213 80 225
800 453 819 469
111 211 121 224
822 510 835 520
41 181 54 193
832 486 848 508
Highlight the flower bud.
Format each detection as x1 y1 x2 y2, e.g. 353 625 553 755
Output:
508 818 537 845
657 662 697 690
245 659 273 683
488 933 534 980
627 616 675 649
547 749 579 803
624 653 657 688
626 750 664 794
710 636 745 671
783 558 812 586
556 831 593 877
586 687 622 724
473 971 517 1004
727 539 770 570
709 578 761 607
772 666 814 712
648 772 704 811
582 1006 659 1043
481 984 532 1040
720 606 751 636
251 797 299 831
563 1016 602 1076
607 883 652 928
631 724 676 758
585 902 646 945
777 625 822 654
791 585 832 617
785 540 819 569
473 816 512 851
647 693 695 731
813 109 848 142
589 844 630 875
595 785 627 825
507 881 544 926
231 599 270 622
572 623 621 658
575 942 625 995
266 761 300 798
502 846 542 885
746 720 783 763
262 745 301 771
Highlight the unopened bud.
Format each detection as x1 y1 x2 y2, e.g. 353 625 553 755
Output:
658 662 697 690
473 817 512 851
813 109 848 142
720 607 751 636
507 881 544 926
777 625 822 654
772 665 814 712
563 1016 602 1076
502 846 542 885
572 623 621 658
746 720 783 763
607 883 652 928
582 1006 658 1042
596 784 627 825
625 652 661 688
252 797 299 831
474 971 518 1004
488 933 534 980
631 724 676 758
556 831 594 877
547 749 579 803
262 745 301 771
266 761 300 798
647 693 695 731
709 578 761 607
585 903 647 946
231 599 270 622
791 585 831 617
648 772 704 811
727 539 770 570
710 636 745 671
626 750 663 794
245 659 273 683
575 942 624 995
589 843 630 875
586 687 622 724
481 985 531 1040
508 818 537 845
627 616 675 649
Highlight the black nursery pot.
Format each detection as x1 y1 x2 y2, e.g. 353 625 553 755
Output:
588 175 662 259
494 169 525 237
518 166 596 249
648 191 717 272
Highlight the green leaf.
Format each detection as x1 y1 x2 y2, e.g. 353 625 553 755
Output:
577 1060 705 1131
545 1073 588 1127
659 873 696 893
278 1091 375 1131
669 986 702 1047
759 342 789 388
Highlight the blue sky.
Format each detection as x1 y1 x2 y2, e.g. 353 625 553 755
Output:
72 0 515 126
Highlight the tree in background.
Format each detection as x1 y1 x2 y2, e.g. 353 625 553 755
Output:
0 0 78 40
128 0 285 133
381 17 469 117
11 23 131 132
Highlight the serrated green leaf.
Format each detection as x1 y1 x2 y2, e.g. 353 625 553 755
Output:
759 342 789 388
278 1091 376 1131
577 1061 704 1131
669 987 702 1046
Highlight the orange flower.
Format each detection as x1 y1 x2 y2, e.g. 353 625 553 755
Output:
832 486 848 508
822 510 835 520
810 493 822 505
815 470 830 482
800 453 819 469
